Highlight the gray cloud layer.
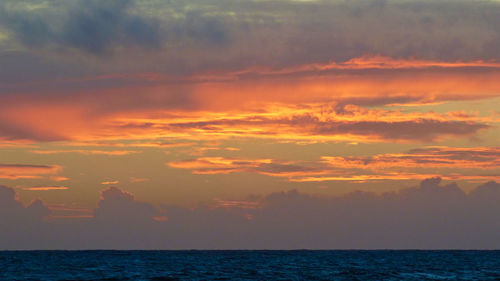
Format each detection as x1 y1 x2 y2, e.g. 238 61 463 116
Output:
2 178 500 249
0 0 160 55
1 0 499 80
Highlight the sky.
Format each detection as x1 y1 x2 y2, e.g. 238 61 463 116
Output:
0 0 499 249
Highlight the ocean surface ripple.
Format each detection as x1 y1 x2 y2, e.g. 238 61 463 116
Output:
1 250 499 280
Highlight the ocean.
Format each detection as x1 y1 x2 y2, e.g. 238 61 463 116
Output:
0 250 499 280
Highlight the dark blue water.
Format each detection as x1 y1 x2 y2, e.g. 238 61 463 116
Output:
0 251 499 280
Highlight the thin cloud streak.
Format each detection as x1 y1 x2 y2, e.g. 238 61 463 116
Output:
101 181 119 185
322 147 500 170
30 149 141 156
289 174 500 183
23 186 69 191
168 157 328 177
0 164 62 180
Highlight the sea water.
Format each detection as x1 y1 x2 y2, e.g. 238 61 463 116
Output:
0 250 499 280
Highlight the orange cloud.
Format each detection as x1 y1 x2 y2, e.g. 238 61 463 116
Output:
0 164 62 180
0 140 36 148
169 147 500 183
210 55 500 79
45 55 500 86
117 105 489 143
23 186 69 191
290 174 500 183
168 157 272 174
69 141 196 148
0 103 95 142
130 177 148 183
50 176 70 182
289 147 500 183
0 57 498 144
189 69 500 113
101 180 119 185
322 147 500 170
185 146 241 156
168 157 330 177
30 150 141 156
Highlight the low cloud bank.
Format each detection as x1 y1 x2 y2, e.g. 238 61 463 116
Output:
1 178 500 249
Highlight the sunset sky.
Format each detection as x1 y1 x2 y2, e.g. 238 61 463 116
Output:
1 0 499 249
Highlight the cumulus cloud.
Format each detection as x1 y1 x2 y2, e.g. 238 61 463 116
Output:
94 186 157 222
2 179 500 249
0 185 51 249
